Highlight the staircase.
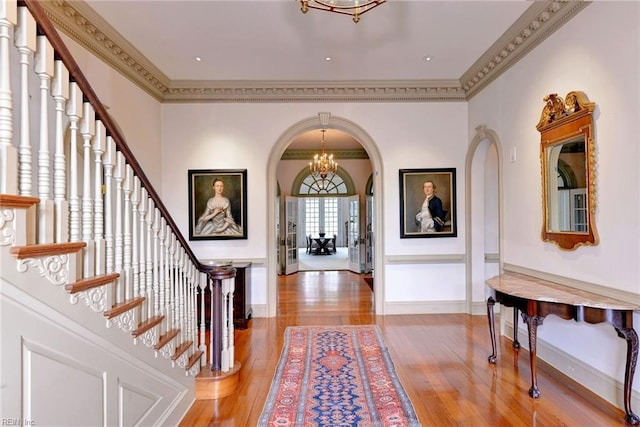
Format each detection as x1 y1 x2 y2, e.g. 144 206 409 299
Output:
0 1 232 424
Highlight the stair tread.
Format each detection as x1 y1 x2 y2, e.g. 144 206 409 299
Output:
172 341 193 361
10 242 87 259
103 296 145 319
154 328 180 351
132 315 165 337
0 194 40 208
65 273 120 294
187 351 204 370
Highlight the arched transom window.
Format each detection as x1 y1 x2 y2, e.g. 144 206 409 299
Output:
293 167 355 196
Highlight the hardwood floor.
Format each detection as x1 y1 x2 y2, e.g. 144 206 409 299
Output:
180 271 627 426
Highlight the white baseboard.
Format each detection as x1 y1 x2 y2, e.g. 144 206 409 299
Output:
504 323 640 414
252 300 493 316
384 300 467 315
250 304 269 318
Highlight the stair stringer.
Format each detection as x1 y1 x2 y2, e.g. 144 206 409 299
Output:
0 247 197 426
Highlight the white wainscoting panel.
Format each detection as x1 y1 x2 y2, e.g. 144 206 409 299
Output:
1 270 194 426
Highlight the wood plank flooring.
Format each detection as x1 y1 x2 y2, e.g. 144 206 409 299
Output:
179 271 628 426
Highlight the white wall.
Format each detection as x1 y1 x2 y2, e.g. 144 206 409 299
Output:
468 0 640 401
61 35 164 191
161 102 469 310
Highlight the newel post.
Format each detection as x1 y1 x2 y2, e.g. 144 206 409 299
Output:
201 264 236 372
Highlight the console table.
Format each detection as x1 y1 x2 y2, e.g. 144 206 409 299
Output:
486 272 639 425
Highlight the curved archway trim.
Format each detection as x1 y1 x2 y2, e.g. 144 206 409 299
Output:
464 125 504 314
266 115 385 316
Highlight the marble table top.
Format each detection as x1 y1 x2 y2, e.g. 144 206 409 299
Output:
486 272 639 311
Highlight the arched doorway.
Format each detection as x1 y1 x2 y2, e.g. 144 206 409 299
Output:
465 125 504 313
287 166 357 272
266 115 385 316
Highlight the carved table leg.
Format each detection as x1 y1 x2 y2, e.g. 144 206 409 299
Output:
513 308 521 349
522 312 544 398
487 297 497 363
614 326 640 425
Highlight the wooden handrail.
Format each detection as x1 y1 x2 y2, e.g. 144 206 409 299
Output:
21 0 201 269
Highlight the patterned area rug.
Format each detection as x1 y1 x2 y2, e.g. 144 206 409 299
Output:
259 325 420 426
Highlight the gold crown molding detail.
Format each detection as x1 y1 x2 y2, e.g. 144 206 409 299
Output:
164 80 465 103
281 149 370 161
40 0 170 101
461 1 590 99
41 1 587 104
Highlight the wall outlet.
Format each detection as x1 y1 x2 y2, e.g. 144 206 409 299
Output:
509 147 517 162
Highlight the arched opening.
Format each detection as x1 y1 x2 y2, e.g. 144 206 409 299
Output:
465 125 504 314
289 166 355 271
266 115 385 317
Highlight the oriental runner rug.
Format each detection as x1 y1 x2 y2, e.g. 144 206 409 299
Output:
258 325 420 427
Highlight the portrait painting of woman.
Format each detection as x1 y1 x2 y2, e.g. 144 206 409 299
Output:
189 170 247 240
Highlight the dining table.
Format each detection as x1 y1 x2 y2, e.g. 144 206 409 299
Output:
312 237 334 255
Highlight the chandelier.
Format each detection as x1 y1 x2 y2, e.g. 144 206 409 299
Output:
309 129 338 179
297 0 386 23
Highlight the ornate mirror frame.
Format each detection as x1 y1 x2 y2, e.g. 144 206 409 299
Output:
536 91 598 250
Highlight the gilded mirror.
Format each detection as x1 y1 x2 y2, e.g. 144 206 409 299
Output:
537 91 598 250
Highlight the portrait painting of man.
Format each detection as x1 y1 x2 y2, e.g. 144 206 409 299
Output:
399 168 457 238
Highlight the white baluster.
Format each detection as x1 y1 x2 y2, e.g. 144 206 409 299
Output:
145 198 155 318
66 82 83 242
34 34 54 243
0 0 17 194
152 207 160 316
103 136 115 275
169 232 177 335
15 6 34 197
228 273 235 369
195 266 201 354
207 277 214 369
93 120 106 274
113 151 124 304
220 276 230 372
51 59 69 243
131 176 140 298
102 136 114 315
159 217 167 316
189 263 196 353
138 187 148 317
178 248 186 343
198 270 207 365
123 165 133 299
81 101 95 277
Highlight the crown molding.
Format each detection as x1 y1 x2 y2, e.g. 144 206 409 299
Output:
461 1 591 99
41 0 170 101
164 79 465 103
281 149 370 161
40 1 589 104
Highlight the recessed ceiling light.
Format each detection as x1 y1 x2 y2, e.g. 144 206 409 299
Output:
423 56 432 62
325 57 332 61
195 56 202 62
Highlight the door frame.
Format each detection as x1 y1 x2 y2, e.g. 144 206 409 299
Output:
464 125 504 314
266 115 385 316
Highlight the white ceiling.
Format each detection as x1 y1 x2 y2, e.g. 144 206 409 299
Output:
80 0 534 150
85 0 531 82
